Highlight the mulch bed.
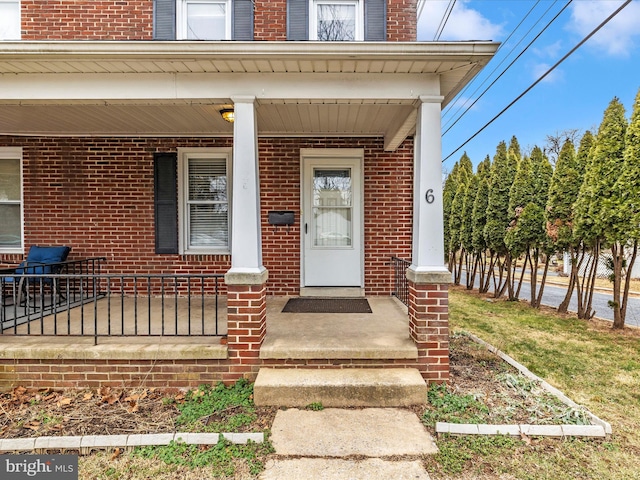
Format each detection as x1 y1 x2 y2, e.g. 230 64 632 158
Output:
0 333 576 439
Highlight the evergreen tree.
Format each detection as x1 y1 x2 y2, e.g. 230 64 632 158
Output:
606 89 640 328
460 172 479 289
449 181 467 284
472 175 490 292
546 140 581 313
508 135 522 161
530 146 553 210
443 161 460 268
574 98 628 321
508 155 533 216
484 141 518 296
575 130 594 177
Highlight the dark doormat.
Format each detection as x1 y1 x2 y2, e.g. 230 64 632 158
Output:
282 297 372 314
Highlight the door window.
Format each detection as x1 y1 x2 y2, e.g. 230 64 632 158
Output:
312 168 352 247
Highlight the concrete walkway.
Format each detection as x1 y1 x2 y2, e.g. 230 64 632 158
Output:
260 408 438 480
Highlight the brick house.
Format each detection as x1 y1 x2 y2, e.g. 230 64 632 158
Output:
0 1 497 391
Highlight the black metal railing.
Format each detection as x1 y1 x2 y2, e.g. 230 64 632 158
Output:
1 261 225 344
391 256 410 306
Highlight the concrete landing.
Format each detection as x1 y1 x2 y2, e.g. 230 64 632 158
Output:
253 368 427 407
261 408 436 480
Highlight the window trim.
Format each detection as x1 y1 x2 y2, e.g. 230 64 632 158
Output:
0 0 21 41
309 0 363 41
176 0 232 40
177 147 232 255
0 147 24 254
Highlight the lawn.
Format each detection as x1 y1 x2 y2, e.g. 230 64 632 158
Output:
425 286 640 480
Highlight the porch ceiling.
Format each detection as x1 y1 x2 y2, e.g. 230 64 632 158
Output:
0 41 499 144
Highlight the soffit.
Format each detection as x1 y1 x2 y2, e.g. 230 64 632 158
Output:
0 41 498 142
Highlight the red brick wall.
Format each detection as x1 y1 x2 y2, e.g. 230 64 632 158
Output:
254 0 287 41
0 135 412 296
408 282 450 383
21 1 153 40
17 1 416 42
0 357 429 389
388 0 417 41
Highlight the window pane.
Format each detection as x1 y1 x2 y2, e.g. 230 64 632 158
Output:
186 2 226 40
189 205 228 247
313 168 352 247
0 2 20 40
313 169 352 207
317 4 356 41
186 157 228 249
0 204 20 247
0 158 20 201
188 159 227 202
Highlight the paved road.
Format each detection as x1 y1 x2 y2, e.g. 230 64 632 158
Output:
460 272 640 328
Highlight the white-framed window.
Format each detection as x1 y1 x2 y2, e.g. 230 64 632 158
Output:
177 0 231 40
178 148 232 254
310 0 363 41
0 0 20 40
0 147 23 253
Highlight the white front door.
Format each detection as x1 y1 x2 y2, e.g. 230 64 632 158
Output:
302 150 363 287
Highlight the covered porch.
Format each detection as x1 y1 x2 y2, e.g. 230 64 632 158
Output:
0 40 498 387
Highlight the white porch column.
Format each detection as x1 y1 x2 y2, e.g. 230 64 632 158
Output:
226 95 266 279
410 95 450 278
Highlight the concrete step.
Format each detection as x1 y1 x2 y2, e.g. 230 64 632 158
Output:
253 368 427 407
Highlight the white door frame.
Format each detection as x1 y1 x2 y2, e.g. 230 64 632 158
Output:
300 148 364 289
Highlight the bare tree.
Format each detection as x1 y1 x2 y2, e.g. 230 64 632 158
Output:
543 129 581 166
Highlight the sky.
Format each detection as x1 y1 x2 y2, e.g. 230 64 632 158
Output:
417 0 640 173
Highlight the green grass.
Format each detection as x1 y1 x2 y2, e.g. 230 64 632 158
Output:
123 380 272 478
429 287 640 480
422 383 489 426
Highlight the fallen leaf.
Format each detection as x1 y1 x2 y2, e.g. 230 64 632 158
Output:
127 401 139 413
83 392 93 401
57 397 72 407
24 421 41 431
110 448 122 461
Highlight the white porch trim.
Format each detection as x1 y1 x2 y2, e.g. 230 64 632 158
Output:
410 96 450 276
227 95 265 277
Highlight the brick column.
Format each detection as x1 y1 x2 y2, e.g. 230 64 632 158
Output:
224 270 268 383
407 269 451 383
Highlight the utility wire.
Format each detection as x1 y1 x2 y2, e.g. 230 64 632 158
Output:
442 0 632 163
443 0 572 135
433 0 457 41
442 0 544 123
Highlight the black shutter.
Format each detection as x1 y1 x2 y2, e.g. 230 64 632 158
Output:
154 153 179 254
154 0 176 40
287 0 309 40
233 0 254 40
365 0 386 41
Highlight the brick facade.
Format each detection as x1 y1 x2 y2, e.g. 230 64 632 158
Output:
407 282 450 383
254 0 287 41
0 135 413 296
21 1 154 40
17 0 417 42
387 0 418 41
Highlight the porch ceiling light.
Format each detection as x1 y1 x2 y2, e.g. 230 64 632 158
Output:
220 108 235 123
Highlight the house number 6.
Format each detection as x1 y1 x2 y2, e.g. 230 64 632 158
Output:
425 189 435 204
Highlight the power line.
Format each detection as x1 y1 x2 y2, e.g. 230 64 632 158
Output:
442 0 544 123
433 0 457 41
442 0 572 136
442 0 632 163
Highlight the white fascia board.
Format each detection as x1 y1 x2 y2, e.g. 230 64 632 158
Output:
0 72 440 103
0 41 499 65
